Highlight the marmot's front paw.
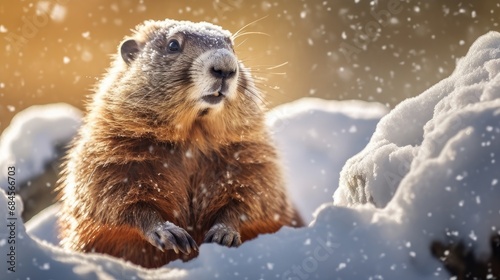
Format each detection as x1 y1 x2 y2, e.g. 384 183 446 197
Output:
146 221 198 254
204 223 241 247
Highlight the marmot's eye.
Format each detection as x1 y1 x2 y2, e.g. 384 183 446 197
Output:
167 39 181 53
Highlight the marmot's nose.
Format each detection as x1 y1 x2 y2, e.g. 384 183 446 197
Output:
210 67 236 79
208 49 238 79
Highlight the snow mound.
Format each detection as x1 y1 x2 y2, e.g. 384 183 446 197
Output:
335 31 500 208
333 31 500 273
0 103 82 189
267 98 387 222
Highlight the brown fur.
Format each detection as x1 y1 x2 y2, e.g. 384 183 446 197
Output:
57 19 302 268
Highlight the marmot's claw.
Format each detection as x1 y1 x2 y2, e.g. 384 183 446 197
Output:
204 223 241 247
147 221 198 254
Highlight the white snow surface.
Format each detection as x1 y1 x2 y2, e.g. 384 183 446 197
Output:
267 98 387 223
0 31 499 279
0 103 82 189
334 31 500 262
335 30 500 209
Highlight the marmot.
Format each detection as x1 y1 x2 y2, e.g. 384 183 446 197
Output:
57 19 303 268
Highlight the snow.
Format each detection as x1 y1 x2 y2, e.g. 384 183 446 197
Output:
0 103 82 190
1 31 500 279
267 98 387 223
334 30 500 209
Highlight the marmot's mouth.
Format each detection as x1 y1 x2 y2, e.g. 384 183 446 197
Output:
202 92 225 104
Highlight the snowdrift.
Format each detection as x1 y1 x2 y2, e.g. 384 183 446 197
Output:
0 103 81 188
0 31 499 279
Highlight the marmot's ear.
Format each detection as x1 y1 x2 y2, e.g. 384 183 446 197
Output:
120 39 141 65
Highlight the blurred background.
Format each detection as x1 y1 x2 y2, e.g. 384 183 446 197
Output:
1 0 500 133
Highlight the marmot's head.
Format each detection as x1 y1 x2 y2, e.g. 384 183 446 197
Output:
93 19 264 144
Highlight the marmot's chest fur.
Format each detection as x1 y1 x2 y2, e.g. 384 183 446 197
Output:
57 19 302 268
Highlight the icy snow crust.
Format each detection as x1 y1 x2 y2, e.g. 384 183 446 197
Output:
0 31 499 279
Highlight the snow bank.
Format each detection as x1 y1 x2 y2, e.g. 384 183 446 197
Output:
0 103 82 189
334 30 500 269
267 98 387 222
1 31 499 279
334 31 500 208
